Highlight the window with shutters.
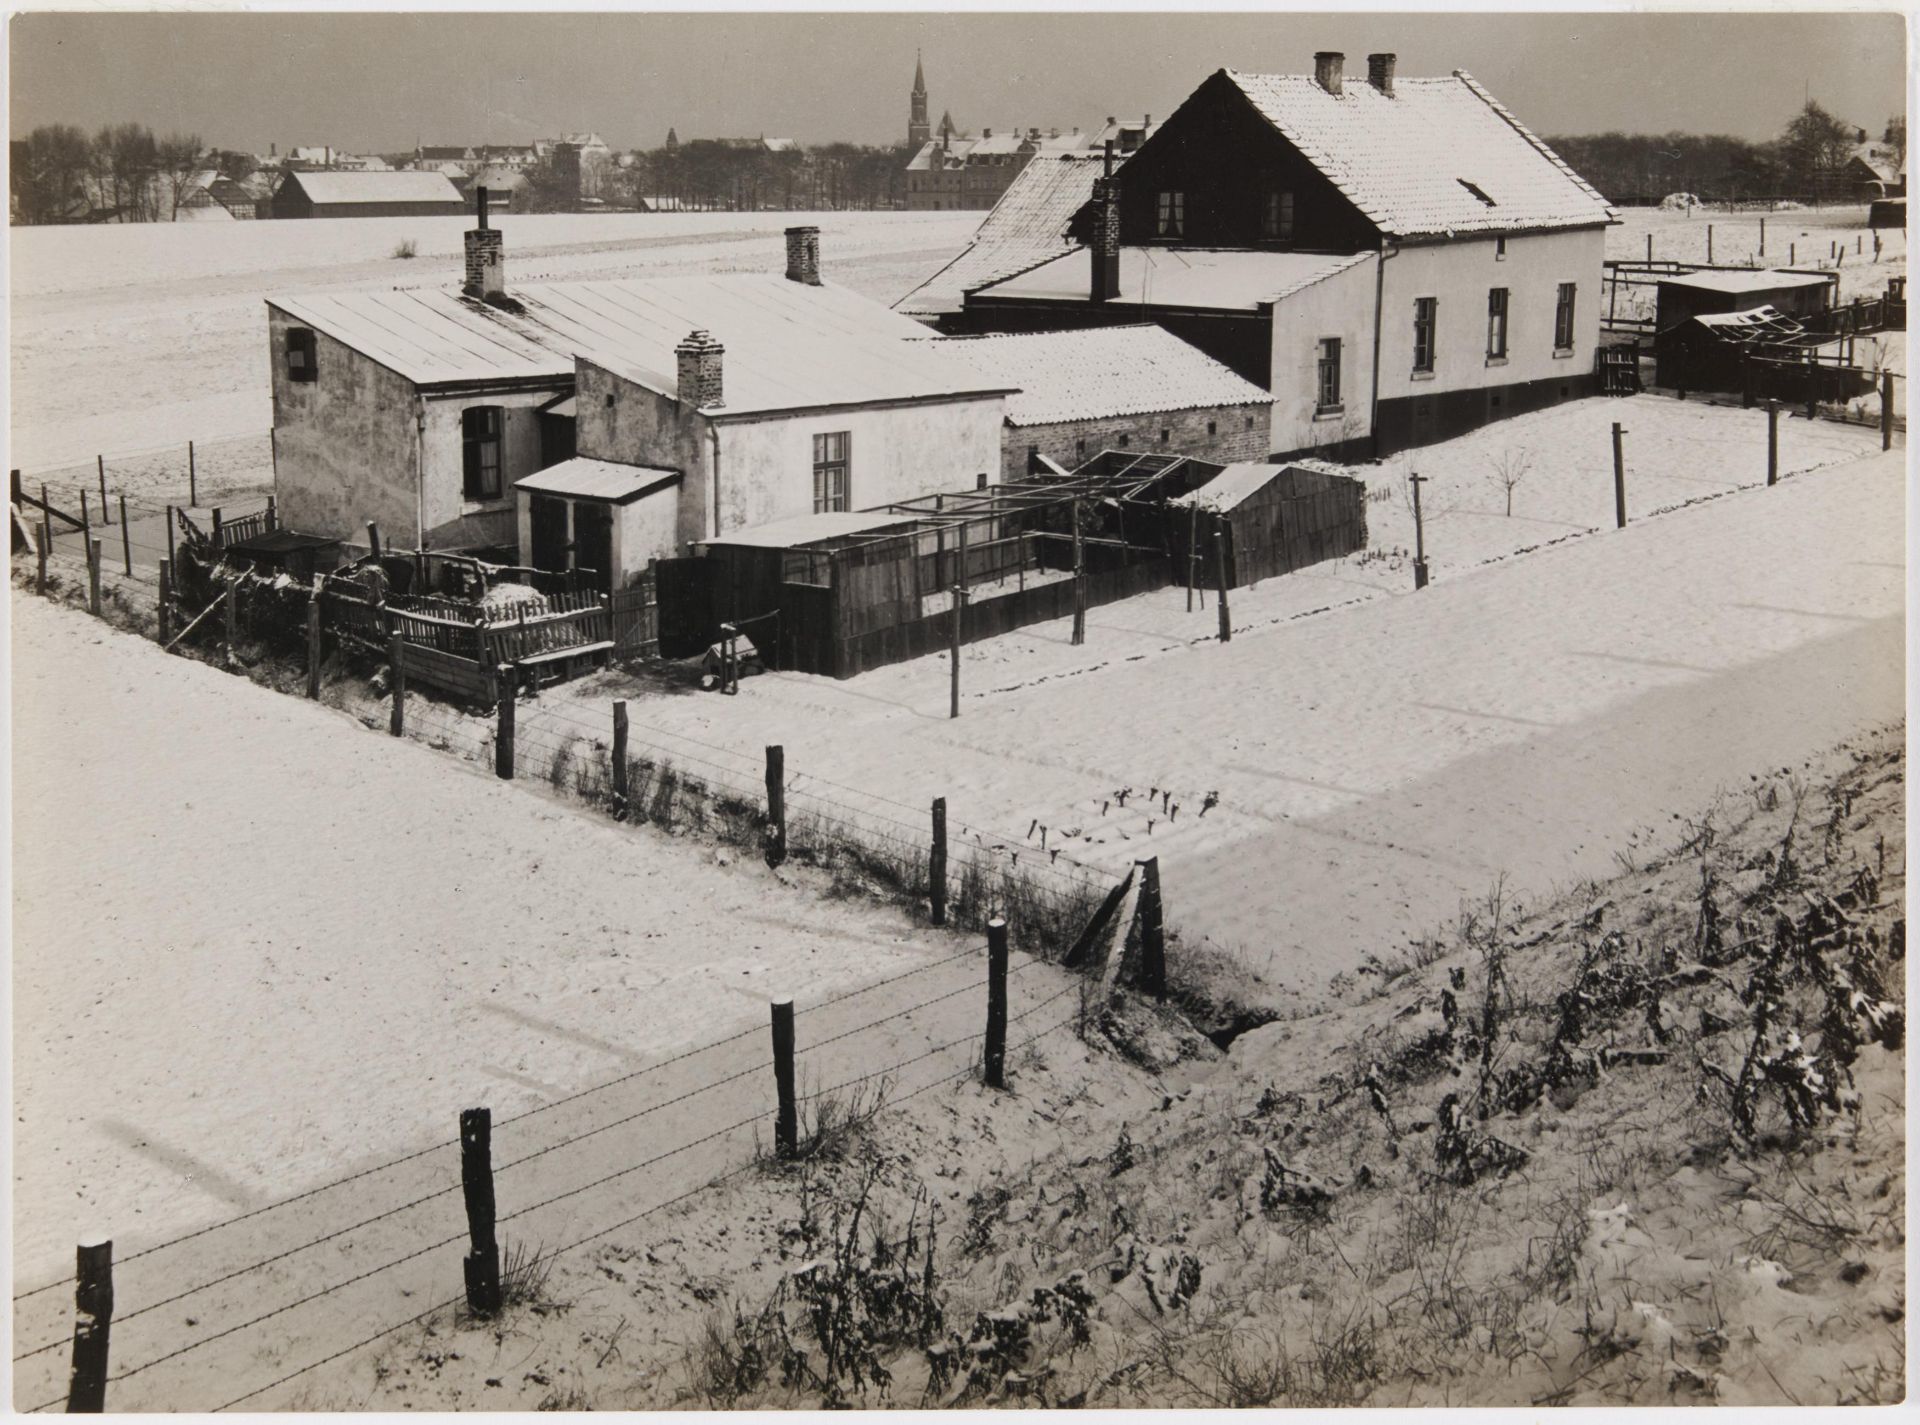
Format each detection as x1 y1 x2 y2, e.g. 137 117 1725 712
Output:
286 327 318 383
1554 282 1577 352
1487 287 1509 360
1413 297 1438 373
462 406 503 500
1316 337 1343 412
812 431 850 512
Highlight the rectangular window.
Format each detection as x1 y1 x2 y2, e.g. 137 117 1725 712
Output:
1495 236 1508 260
1262 190 1295 241
812 430 850 513
1159 428 1170 445
461 406 503 500
1317 337 1343 411
1156 190 1184 238
1487 287 1509 359
286 327 318 383
1554 282 1577 351
1413 297 1438 373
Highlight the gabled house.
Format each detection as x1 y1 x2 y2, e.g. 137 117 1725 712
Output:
268 169 467 219
268 216 1012 589
959 53 1617 458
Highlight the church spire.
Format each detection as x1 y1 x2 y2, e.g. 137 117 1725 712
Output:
908 49 931 148
913 48 927 96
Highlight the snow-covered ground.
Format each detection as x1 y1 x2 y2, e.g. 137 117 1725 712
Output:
8 211 980 479
8 593 1046 1298
529 434 1902 995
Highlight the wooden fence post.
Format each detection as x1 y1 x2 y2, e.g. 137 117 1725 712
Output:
97 456 108 525
1790 241 1795 265
1186 502 1198 612
984 915 1009 1089
40 482 51 552
267 493 278 530
771 999 799 1160
389 633 406 737
1706 223 1713 264
9 467 18 506
81 487 90 534
1070 498 1086 647
188 440 197 507
495 673 516 779
166 504 176 570
1768 401 1780 486
1882 372 1895 452
1806 363 1818 422
1645 233 1652 263
1213 524 1232 643
948 587 968 719
118 495 131 575
34 525 47 597
223 575 238 658
611 700 630 811
158 560 173 644
1136 856 1167 1000
1410 473 1430 589
66 1237 113 1413
765 743 786 867
459 1109 502 1318
929 797 948 927
87 537 103 617
1742 351 1754 409
1759 215 1765 256
1611 422 1628 529
367 521 382 560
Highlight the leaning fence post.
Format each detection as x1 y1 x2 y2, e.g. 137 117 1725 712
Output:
1882 372 1895 452
1213 523 1232 643
458 1109 502 1318
771 998 799 1160
35 525 48 597
764 743 786 867
984 915 1009 1089
929 797 948 927
1611 422 1628 529
87 537 103 617
389 633 407 737
1136 857 1167 1000
66 1237 112 1413
97 456 108 525
158 560 173 644
1768 401 1780 486
611 700 630 810
118 495 131 575
495 672 516 779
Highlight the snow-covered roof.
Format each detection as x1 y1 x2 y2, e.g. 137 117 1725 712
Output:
1170 462 1289 513
270 274 1014 414
702 510 921 550
975 246 1371 311
1660 269 1833 295
896 153 1110 317
932 325 1268 425
1221 68 1616 239
906 129 1089 170
514 458 679 503
284 170 465 207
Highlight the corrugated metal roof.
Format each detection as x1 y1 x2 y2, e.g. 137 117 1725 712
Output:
974 246 1370 311
896 153 1110 318
1170 462 1287 513
514 458 678 503
932 325 1268 425
702 510 921 550
270 274 1013 413
1223 69 1615 239
286 170 466 207
1661 269 1833 295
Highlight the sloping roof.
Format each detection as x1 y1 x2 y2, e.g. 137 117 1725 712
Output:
1660 269 1833 295
974 246 1371 311
285 170 465 207
896 152 1110 317
269 274 1014 414
702 510 921 550
1221 68 1615 238
514 459 680 503
932 325 1268 425
1170 462 1290 513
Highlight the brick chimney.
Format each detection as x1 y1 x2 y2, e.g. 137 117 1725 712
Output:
1314 51 1345 95
784 225 821 285
463 187 504 301
1091 140 1121 304
1367 52 1396 95
675 330 725 410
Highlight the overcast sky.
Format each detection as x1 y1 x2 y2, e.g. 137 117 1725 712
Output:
8 9 1907 155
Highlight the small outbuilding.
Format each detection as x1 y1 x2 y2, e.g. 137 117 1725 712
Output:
1168 462 1369 589
269 170 467 219
513 459 682 594
1654 270 1835 331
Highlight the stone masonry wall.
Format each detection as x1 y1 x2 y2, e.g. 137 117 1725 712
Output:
1001 400 1272 480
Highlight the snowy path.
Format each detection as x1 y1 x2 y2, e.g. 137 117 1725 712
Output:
583 449 1904 994
11 596 1076 1399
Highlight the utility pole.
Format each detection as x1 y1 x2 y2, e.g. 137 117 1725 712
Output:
949 585 970 718
1612 422 1628 528
1409 473 1430 590
1070 497 1086 646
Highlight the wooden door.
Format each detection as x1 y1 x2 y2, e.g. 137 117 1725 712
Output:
573 501 613 594
529 495 568 573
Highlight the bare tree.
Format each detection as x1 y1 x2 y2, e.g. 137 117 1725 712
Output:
1488 447 1533 516
156 132 204 220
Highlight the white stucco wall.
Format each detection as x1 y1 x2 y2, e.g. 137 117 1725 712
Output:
421 388 561 547
1376 227 1605 403
1266 254 1382 454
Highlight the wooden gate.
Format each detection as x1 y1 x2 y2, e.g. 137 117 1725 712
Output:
610 583 659 659
654 556 715 659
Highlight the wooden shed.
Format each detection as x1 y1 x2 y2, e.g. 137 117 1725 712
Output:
1654 270 1835 331
269 170 466 220
1167 463 1369 590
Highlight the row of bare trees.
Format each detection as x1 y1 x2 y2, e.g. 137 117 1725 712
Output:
510 139 909 215
12 122 211 224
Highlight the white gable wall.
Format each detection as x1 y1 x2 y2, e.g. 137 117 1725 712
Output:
1266 253 1382 456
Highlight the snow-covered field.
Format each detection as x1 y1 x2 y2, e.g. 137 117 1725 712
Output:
8 211 980 478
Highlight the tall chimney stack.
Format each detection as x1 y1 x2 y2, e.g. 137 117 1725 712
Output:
1314 51 1345 95
463 187 504 301
784 225 821 285
1091 140 1121 304
676 330 725 410
1367 53 1396 95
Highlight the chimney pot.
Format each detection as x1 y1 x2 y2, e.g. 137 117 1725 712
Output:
675 329 725 410
1367 52 1397 95
784 225 821 286
1314 50 1345 95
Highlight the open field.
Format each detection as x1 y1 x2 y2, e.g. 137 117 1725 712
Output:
8 210 981 479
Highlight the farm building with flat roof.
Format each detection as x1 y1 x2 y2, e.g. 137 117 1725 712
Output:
268 169 467 219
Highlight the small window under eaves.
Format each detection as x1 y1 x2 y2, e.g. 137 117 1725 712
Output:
1458 179 1497 208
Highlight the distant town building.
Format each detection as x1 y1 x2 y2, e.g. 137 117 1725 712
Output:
902 57 1093 211
268 169 467 219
